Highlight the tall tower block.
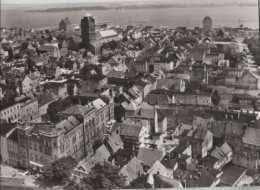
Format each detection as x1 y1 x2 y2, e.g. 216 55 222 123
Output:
81 12 96 49
203 16 212 33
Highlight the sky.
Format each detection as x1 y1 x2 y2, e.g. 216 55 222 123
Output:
2 0 154 4
2 0 258 5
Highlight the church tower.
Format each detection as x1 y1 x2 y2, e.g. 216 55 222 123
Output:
81 12 96 49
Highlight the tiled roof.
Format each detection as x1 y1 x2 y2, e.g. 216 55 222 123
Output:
56 115 81 133
38 45 56 52
161 159 178 170
119 123 143 138
220 165 247 186
137 148 164 166
60 104 95 116
27 73 38 81
210 142 232 160
98 29 118 38
0 123 17 137
210 121 227 138
89 98 106 111
149 160 168 176
154 175 182 188
242 127 260 146
120 157 144 183
106 132 124 153
182 167 217 187
78 144 111 174
7 128 18 142
106 70 124 78
37 91 58 106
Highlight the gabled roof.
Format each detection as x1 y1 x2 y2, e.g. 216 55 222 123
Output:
0 123 17 137
97 29 118 38
38 91 58 106
27 73 38 80
220 165 247 186
106 70 124 78
89 98 106 111
120 157 144 183
60 104 95 116
38 45 57 52
56 115 81 133
242 127 260 146
137 148 164 166
161 159 178 170
210 142 232 160
77 144 111 174
154 175 183 188
149 160 168 176
119 123 143 138
106 132 124 153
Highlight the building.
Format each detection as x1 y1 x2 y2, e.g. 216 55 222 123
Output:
37 91 59 117
21 73 39 93
203 16 213 33
113 122 149 152
81 13 96 50
7 128 19 166
120 156 144 185
16 116 85 170
19 96 39 122
0 101 21 123
73 144 111 183
137 147 165 171
210 142 233 170
219 165 247 186
0 124 17 164
59 17 72 31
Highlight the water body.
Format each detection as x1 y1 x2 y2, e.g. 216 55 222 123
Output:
1 6 259 29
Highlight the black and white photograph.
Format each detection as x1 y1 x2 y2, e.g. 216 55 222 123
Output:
0 0 260 189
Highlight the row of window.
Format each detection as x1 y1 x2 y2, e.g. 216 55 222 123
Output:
1 104 20 116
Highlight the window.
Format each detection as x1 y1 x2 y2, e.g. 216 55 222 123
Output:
39 146 42 152
53 142 57 147
72 136 76 143
101 114 104 120
34 144 37 151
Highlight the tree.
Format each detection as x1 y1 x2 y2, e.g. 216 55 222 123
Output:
47 97 73 122
43 156 77 182
153 175 173 188
212 90 220 106
79 162 127 189
125 174 151 189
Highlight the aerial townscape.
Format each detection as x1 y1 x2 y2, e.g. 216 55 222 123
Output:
1 7 260 190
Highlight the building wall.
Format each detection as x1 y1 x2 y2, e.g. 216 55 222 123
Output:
17 128 30 168
1 135 9 163
7 138 19 167
58 124 85 161
232 155 258 172
0 103 21 123
203 18 212 32
22 76 33 93
21 100 39 121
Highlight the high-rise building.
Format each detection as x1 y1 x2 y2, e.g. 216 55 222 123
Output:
81 13 96 49
203 16 212 33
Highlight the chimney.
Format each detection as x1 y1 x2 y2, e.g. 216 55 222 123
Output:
183 180 186 187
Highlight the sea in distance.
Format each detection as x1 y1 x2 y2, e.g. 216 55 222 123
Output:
1 3 259 30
